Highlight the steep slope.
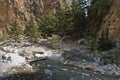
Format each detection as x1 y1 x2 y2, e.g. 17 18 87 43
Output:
0 0 66 35
98 0 120 41
88 0 120 41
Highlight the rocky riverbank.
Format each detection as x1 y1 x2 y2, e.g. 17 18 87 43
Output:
0 37 62 77
1 60 120 80
60 39 120 77
0 37 120 79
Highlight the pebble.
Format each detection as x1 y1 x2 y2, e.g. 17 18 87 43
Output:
82 73 90 77
61 68 68 71
73 67 77 70
47 64 51 67
70 78 74 80
44 69 53 76
70 70 75 73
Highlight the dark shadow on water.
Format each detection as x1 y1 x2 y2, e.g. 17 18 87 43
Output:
0 71 120 80
0 68 120 80
0 59 120 80
0 71 55 80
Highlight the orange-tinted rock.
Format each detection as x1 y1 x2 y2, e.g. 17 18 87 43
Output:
0 0 66 35
88 0 120 41
98 0 120 41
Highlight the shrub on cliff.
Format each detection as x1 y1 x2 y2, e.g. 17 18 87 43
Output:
24 17 40 43
9 20 23 42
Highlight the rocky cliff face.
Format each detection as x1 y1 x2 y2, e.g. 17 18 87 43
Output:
0 0 66 35
88 0 120 41
98 0 120 41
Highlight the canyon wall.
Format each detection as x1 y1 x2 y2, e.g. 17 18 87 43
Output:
98 0 120 41
88 0 120 41
0 0 66 35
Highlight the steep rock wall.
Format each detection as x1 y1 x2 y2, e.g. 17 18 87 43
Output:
88 0 120 41
0 0 66 35
98 0 120 41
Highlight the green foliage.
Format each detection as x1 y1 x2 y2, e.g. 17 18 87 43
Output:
101 49 120 65
9 20 23 41
71 0 86 36
56 7 74 36
0 34 9 41
49 34 60 41
39 7 74 38
39 13 58 38
84 36 98 51
39 0 86 38
98 38 114 51
24 17 40 43
88 0 115 51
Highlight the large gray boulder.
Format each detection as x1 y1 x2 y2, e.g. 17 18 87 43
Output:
61 50 95 62
60 49 99 72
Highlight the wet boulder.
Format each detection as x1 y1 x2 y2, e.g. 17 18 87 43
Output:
61 50 95 63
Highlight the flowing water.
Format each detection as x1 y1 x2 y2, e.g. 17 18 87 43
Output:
1 59 119 80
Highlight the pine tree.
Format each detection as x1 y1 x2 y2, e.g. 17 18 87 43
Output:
71 0 86 36
24 17 40 43
39 12 58 37
56 7 74 36
39 0 87 38
9 20 23 42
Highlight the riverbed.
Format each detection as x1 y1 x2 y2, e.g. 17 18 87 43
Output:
1 60 119 80
0 39 120 80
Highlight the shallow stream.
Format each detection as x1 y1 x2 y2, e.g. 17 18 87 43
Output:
1 59 119 80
